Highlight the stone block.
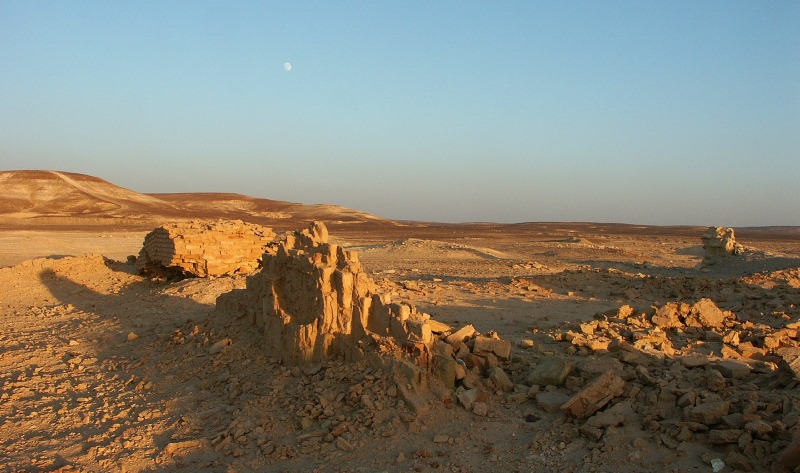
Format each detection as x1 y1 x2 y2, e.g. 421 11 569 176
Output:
776 348 800 378
686 401 731 425
527 357 574 387
712 360 751 379
486 366 514 392
432 353 456 390
406 319 433 345
456 387 489 411
445 325 476 346
535 391 571 414
473 336 512 359
561 370 625 419
709 429 744 444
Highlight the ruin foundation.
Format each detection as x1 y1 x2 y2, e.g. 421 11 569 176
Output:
216 221 516 412
702 226 743 259
136 220 276 277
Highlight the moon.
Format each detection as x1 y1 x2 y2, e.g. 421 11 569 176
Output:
283 62 292 72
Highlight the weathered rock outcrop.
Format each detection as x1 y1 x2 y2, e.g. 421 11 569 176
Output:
136 220 275 277
702 226 743 259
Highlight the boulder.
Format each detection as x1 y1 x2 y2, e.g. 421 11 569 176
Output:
486 366 514 392
586 400 635 429
651 302 686 328
535 391 571 414
712 360 750 380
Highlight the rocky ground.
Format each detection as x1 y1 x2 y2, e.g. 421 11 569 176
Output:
2 225 800 472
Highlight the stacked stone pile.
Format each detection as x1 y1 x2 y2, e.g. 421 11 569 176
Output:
136 220 276 277
702 226 744 259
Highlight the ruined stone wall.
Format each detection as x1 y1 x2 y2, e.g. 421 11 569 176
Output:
136 220 276 277
702 226 743 259
217 221 436 365
216 221 518 414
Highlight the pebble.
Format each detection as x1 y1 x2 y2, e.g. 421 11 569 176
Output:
335 437 354 451
209 338 232 355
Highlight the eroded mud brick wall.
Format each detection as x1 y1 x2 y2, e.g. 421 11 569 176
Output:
702 226 741 258
217 221 519 415
218 221 438 365
136 220 276 277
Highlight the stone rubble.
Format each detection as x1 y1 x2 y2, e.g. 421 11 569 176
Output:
135 220 276 277
517 287 800 472
209 221 800 471
217 221 519 411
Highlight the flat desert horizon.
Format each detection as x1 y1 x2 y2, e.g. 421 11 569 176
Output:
2 169 800 472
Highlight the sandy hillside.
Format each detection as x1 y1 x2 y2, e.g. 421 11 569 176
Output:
0 170 389 231
0 171 180 219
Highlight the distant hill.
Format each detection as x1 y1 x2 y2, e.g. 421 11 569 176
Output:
152 193 387 226
0 170 181 218
2 170 797 238
0 170 389 230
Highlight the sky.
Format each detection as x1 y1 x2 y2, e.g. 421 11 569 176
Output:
1 1 798 226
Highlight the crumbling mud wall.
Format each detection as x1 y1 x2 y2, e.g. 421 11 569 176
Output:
216 221 516 412
216 221 438 365
702 226 743 259
136 220 275 277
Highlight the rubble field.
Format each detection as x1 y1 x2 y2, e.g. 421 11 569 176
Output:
1 222 800 472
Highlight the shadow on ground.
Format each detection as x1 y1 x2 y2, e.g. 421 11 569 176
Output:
35 262 267 472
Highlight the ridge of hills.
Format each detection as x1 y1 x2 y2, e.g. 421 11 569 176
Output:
0 170 388 230
1 170 798 239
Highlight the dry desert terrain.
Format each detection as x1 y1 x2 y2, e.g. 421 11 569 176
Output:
2 171 800 473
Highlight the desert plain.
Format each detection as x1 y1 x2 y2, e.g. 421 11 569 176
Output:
2 171 800 473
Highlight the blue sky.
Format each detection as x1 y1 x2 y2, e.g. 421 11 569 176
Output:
1 1 798 225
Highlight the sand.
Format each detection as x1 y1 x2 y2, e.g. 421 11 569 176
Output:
2 223 800 472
